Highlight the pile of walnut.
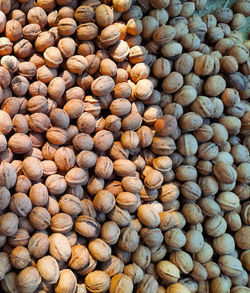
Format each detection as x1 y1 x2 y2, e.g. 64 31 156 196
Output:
0 0 249 292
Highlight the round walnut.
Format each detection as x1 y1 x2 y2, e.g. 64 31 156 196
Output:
85 271 111 293
0 0 247 291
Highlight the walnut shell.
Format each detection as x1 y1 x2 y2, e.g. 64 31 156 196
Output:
85 270 111 293
37 255 60 284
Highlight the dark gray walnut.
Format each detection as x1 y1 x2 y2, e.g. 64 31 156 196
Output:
118 227 139 252
226 72 248 91
214 8 233 23
136 274 159 292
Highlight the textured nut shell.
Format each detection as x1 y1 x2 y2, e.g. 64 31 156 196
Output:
110 273 133 293
54 269 77 293
17 266 41 293
49 233 71 262
85 270 111 293
156 260 180 282
37 255 60 284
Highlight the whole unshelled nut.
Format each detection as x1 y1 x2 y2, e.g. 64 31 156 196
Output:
213 162 237 184
74 5 95 23
95 4 114 27
164 228 186 249
100 24 121 46
57 18 77 36
5 19 23 43
75 215 101 238
89 238 111 262
154 114 177 137
22 156 43 181
101 221 120 246
59 194 82 216
110 273 133 293
0 212 18 237
68 244 89 270
170 250 193 274
91 76 115 97
218 255 243 277
54 269 77 293
17 266 41 293
51 213 73 233
0 162 17 189
49 233 72 262
137 204 160 228
37 255 60 284
8 133 32 154
77 23 98 41
44 47 63 69
0 37 13 57
85 270 111 293
0 110 12 135
118 227 139 252
28 231 49 259
10 192 32 217
27 7 47 28
157 260 180 282
185 229 204 253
